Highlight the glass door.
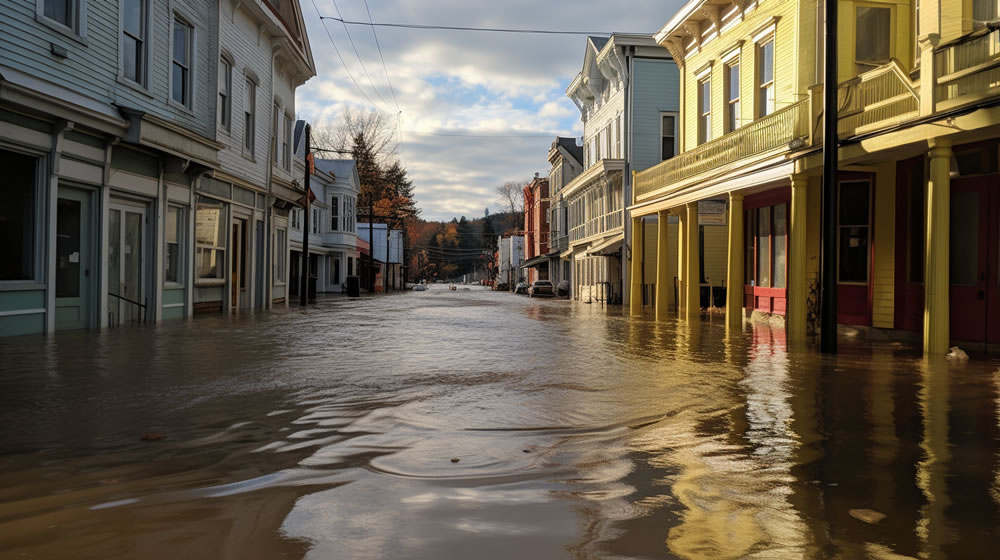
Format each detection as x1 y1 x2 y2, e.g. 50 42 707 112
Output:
950 178 992 345
107 202 147 326
55 187 94 331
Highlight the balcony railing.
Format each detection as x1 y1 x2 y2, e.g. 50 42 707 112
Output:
838 59 919 137
935 26 1000 107
569 209 623 243
634 100 809 200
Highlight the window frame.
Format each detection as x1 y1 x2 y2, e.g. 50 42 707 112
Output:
165 205 185 286
282 112 292 170
697 76 712 145
660 112 677 161
218 55 233 132
272 102 281 166
119 0 149 88
330 195 340 232
756 35 776 118
724 60 741 133
243 76 257 158
0 148 46 285
36 0 87 40
854 4 894 74
169 15 194 109
194 197 228 285
273 228 287 284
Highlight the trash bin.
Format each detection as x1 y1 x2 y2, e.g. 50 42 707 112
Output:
346 276 360 298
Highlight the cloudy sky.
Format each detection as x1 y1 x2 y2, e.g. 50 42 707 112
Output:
296 0 685 221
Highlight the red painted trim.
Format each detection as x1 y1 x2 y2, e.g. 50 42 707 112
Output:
744 186 791 210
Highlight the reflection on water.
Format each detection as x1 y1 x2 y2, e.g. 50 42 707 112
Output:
2 286 1000 559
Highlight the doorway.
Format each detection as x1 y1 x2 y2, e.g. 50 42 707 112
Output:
950 176 1000 345
55 187 95 331
231 218 249 310
107 201 148 326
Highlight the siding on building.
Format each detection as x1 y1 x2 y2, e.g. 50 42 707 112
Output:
630 58 680 173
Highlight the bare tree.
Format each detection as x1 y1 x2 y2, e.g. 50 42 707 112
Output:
311 107 398 163
495 179 529 234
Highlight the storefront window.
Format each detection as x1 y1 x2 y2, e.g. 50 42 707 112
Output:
0 151 37 281
195 197 227 280
757 207 771 287
165 206 183 283
838 181 871 283
773 203 787 289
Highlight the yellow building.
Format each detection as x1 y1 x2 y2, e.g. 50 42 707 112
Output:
630 0 1000 354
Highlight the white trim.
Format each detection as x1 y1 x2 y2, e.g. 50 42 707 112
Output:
35 0 88 42
694 62 713 80
0 308 46 317
720 42 743 64
118 0 151 89
168 12 196 110
751 17 779 44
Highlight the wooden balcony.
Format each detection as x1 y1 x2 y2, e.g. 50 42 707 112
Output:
634 99 810 201
837 59 919 137
570 209 623 244
935 26 1000 111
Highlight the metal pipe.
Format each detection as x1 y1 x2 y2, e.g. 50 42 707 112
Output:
820 0 838 353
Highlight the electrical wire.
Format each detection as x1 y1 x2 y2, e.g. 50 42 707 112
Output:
328 0 391 109
405 130 565 138
362 0 399 111
308 0 389 111
317 16 631 36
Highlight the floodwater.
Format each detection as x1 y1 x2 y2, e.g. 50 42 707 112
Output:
2 287 1000 559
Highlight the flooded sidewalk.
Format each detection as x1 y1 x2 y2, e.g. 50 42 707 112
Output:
2 286 1000 559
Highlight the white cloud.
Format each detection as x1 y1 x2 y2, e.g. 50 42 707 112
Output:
296 0 685 221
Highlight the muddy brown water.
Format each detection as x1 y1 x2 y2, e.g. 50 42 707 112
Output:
2 286 1000 559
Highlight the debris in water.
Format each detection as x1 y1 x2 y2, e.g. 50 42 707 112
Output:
523 449 532 453
450 458 460 463
947 346 969 361
849 508 887 524
140 433 163 442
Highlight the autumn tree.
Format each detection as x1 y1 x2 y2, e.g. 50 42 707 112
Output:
495 179 529 234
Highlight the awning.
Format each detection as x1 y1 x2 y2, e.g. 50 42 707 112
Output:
587 235 623 256
519 254 550 269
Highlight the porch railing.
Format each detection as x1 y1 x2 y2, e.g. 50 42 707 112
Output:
569 209 624 243
935 26 1000 106
836 59 919 138
634 99 809 200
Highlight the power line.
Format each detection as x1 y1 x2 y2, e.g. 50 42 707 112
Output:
317 16 632 36
362 0 400 111
308 0 389 111
329 0 391 109
406 130 565 138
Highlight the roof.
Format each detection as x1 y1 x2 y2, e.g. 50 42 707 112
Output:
588 36 609 51
315 159 356 178
557 137 583 165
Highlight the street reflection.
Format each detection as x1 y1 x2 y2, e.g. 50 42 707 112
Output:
1 287 1000 559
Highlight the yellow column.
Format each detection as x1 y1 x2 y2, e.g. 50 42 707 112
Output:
630 216 644 316
788 175 809 341
655 209 671 321
678 209 687 313
924 139 952 355
725 192 744 331
685 201 700 321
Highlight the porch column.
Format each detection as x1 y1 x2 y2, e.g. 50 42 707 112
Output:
725 192 744 330
677 209 687 313
685 201 700 321
630 215 644 316
788 175 809 341
655 209 671 321
924 139 952 354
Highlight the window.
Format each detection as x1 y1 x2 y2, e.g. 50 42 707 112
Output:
746 203 788 289
282 114 292 170
219 58 232 130
838 181 871 283
698 78 712 145
195 197 227 281
122 0 146 85
312 208 319 234
604 123 612 160
855 7 891 73
274 229 287 283
272 103 280 165
0 151 38 281
165 206 183 283
660 113 676 161
757 38 775 117
41 0 82 34
171 18 192 107
244 78 256 155
725 62 740 132
331 196 340 231
615 115 622 158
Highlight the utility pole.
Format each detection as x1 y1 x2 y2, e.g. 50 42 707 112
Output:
821 0 838 353
300 123 311 307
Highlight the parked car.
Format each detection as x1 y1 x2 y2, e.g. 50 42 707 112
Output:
514 282 529 295
529 280 554 298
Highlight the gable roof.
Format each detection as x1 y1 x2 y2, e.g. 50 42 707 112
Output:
557 137 583 165
315 159 356 179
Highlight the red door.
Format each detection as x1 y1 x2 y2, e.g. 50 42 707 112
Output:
949 177 996 344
